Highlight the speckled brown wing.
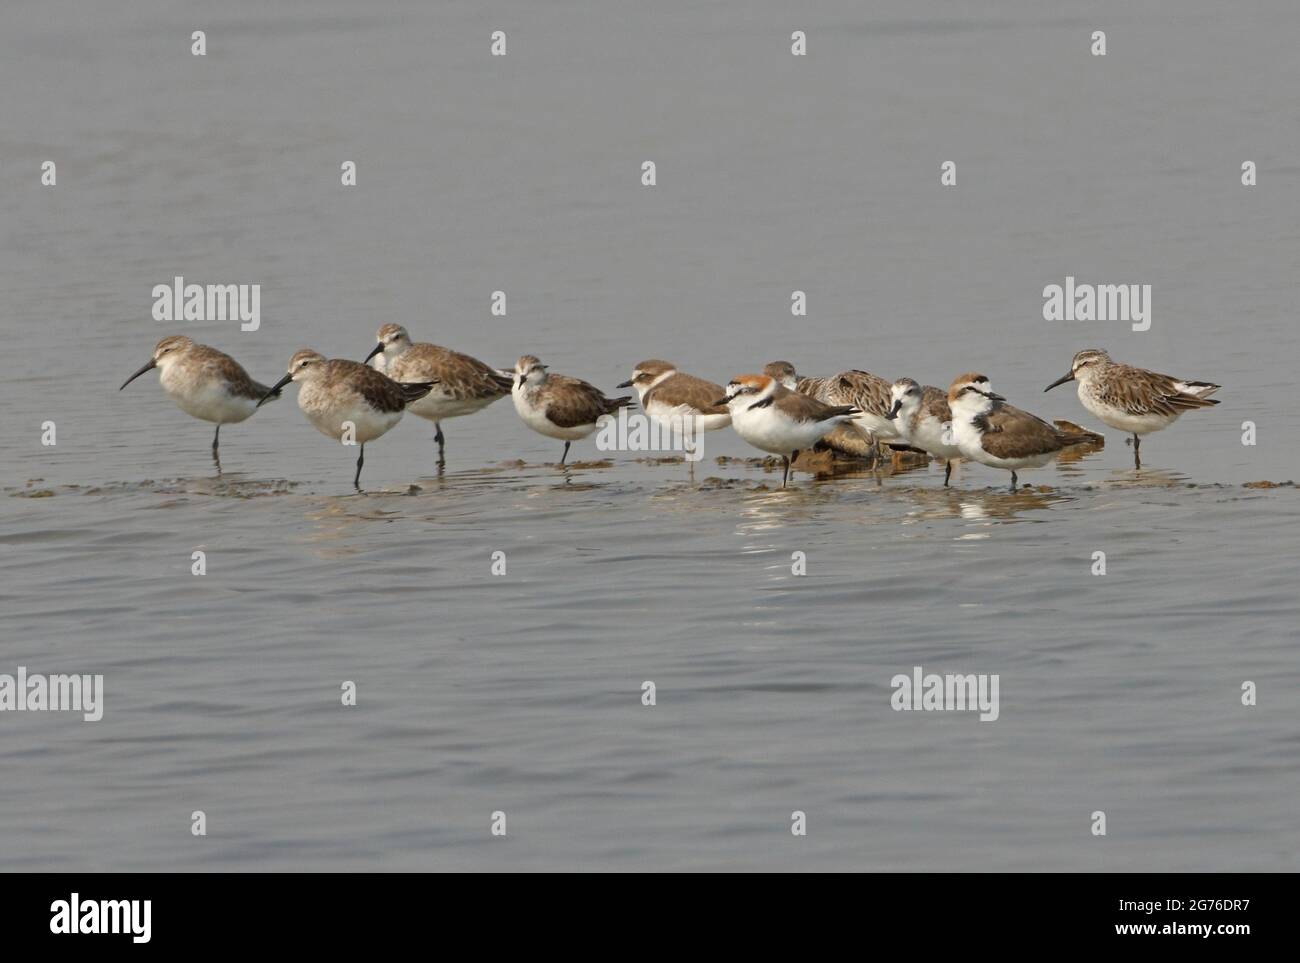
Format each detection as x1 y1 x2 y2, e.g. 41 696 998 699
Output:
645 372 728 416
329 360 433 412
920 386 951 422
193 344 276 400
543 376 630 428
1107 364 1220 415
821 370 894 416
391 343 512 399
977 403 1065 458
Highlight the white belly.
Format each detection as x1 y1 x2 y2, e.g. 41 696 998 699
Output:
731 405 833 455
299 389 403 444
852 411 900 441
910 413 963 460
645 399 731 432
1079 386 1177 435
160 370 258 425
512 388 598 441
950 415 1050 471
407 388 503 423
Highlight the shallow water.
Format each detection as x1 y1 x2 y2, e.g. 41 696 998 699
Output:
2 1 1298 871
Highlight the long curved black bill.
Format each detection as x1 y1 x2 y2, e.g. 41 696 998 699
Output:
1044 372 1074 392
363 343 384 363
258 373 293 407
119 359 157 390
615 379 633 389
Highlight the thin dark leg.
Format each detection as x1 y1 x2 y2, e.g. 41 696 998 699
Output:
559 441 571 466
1009 470 1018 493
354 444 365 490
781 453 794 488
1133 433 1141 470
434 422 446 465
943 460 952 487
212 424 221 453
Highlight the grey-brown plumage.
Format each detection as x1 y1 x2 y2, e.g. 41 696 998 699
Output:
541 375 629 428
327 359 434 413
975 404 1093 460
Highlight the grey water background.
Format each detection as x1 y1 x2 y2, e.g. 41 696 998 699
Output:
2 0 1298 871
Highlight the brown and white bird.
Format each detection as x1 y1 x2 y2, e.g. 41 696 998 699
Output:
119 335 280 463
948 373 1093 492
364 324 512 466
1044 348 1220 467
716 374 861 487
260 350 434 490
765 362 900 453
886 378 962 485
510 356 631 465
617 359 731 431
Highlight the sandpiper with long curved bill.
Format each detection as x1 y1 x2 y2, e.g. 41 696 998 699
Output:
363 324 512 467
947 373 1093 492
886 378 962 485
1044 348 1220 468
259 350 434 490
716 374 861 487
119 335 280 464
511 356 631 465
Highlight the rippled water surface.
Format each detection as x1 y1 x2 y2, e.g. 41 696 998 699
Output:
2 1 1298 871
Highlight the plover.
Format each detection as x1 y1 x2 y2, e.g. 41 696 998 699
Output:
617 359 731 431
119 335 279 462
947 373 1093 492
511 355 631 465
715 374 861 487
363 324 512 466
1044 348 1220 468
259 349 434 489
886 378 962 485
767 362 900 452
761 362 883 462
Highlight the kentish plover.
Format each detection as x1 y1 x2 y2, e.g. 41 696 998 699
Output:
948 372 1092 492
617 359 731 431
1044 348 1220 468
119 335 279 463
510 355 631 465
716 374 861 487
363 323 512 466
260 349 434 489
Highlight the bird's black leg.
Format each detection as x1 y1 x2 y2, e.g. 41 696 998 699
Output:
354 444 365 490
943 460 952 487
1133 434 1141 470
559 441 571 466
1009 470 1018 493
434 422 446 466
212 424 221 454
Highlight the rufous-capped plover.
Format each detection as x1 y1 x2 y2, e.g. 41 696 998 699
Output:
886 378 962 485
716 374 861 487
511 355 631 465
119 335 280 464
948 373 1093 492
259 350 434 489
1044 348 1220 468
617 359 731 431
363 323 512 467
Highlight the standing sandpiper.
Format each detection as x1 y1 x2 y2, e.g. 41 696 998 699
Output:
948 373 1093 492
510 356 631 465
766 361 900 462
260 350 434 490
715 374 861 487
119 335 280 465
1044 349 1220 468
886 378 962 485
363 324 512 467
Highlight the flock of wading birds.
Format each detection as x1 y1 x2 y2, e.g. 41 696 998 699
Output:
118 325 1223 491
